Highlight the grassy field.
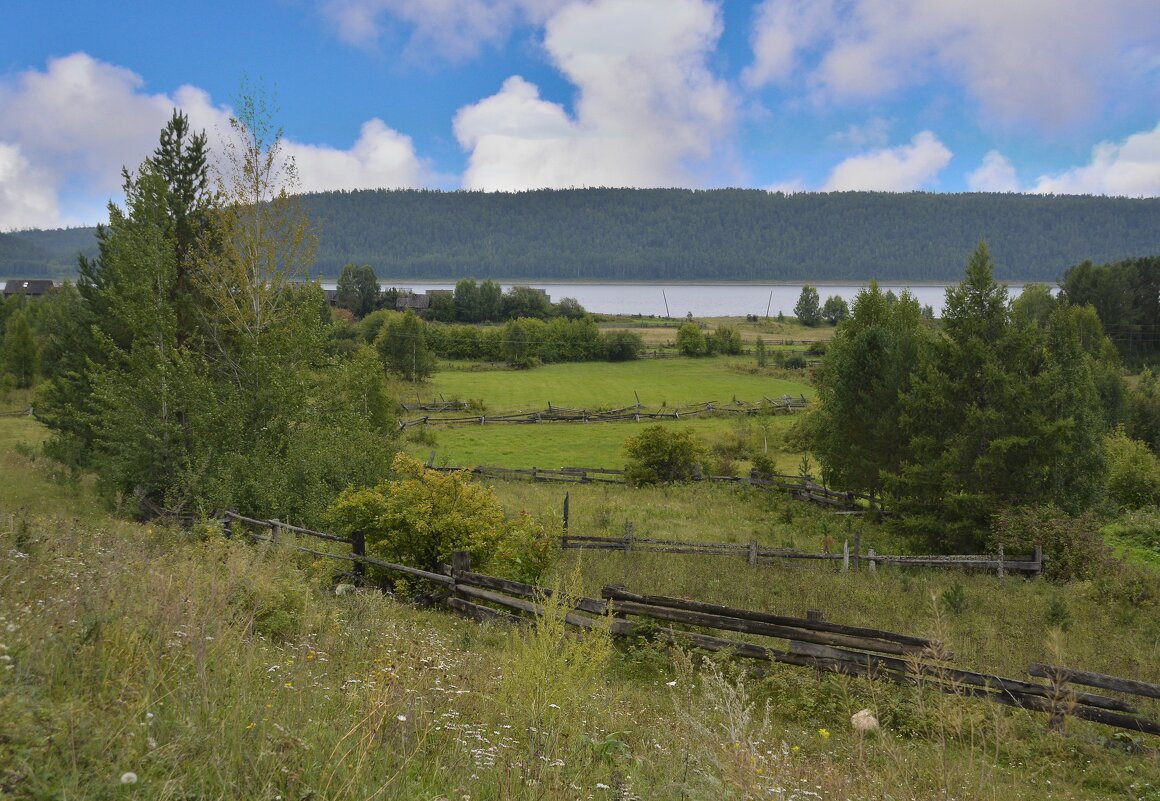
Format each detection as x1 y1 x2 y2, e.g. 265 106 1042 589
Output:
398 358 814 471
4 410 1160 799
403 414 804 473
596 315 837 349
420 357 813 414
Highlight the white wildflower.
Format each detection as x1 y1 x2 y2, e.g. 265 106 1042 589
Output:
120 772 138 784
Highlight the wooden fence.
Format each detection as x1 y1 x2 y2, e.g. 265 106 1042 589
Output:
398 395 809 429
218 510 1157 739
561 531 1045 577
425 461 876 512
0 408 32 418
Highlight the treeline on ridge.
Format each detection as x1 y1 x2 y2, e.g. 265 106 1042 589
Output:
6 189 1160 281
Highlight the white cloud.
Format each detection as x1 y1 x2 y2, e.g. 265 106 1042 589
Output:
319 0 567 58
0 143 59 231
286 119 425 193
745 0 1160 127
1032 121 1160 196
454 0 734 190
828 117 891 149
822 131 952 191
743 0 834 89
967 150 1020 192
0 53 425 228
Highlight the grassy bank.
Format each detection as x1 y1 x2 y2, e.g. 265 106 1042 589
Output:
3 403 1160 799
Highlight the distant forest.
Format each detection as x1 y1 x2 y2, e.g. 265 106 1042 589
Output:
5 189 1160 282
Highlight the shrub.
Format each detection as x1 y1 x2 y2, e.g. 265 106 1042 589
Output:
326 453 559 580
989 504 1113 582
601 329 644 361
1104 428 1160 509
623 425 704 486
676 323 707 356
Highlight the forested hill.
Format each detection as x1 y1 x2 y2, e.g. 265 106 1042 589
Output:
6 189 1160 281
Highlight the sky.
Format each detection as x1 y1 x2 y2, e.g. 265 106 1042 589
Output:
2 0 1159 231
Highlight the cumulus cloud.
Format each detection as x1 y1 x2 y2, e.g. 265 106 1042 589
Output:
967 150 1021 192
744 0 1160 127
454 0 734 190
821 131 952 191
319 0 567 58
0 143 59 231
286 119 425 193
0 53 424 228
1032 121 1160 196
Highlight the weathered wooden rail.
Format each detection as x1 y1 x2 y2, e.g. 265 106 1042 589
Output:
562 532 1044 576
423 460 876 513
219 510 1157 740
398 395 809 429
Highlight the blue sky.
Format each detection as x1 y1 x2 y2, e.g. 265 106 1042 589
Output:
2 0 1158 230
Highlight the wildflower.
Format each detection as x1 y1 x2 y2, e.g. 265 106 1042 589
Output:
120 772 138 785
791 745 801 753
818 728 830 740
666 680 677 687
397 714 407 722
245 722 256 731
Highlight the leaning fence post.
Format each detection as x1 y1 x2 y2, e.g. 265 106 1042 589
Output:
843 539 850 572
563 491 570 531
352 529 366 579
748 540 758 566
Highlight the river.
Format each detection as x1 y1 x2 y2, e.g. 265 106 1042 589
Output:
322 281 1046 318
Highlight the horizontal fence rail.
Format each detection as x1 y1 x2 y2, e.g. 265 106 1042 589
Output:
218 510 1155 739
423 460 880 513
399 395 809 429
561 532 1044 576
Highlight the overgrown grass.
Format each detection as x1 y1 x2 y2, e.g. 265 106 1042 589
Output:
4 406 1160 799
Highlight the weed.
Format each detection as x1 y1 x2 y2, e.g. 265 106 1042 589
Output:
940 580 968 615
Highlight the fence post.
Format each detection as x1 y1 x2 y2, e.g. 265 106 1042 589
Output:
352 529 366 580
807 609 825 623
451 550 472 578
997 544 1005 579
624 520 634 552
748 540 758 566
1034 544 1044 577
563 491 570 531
853 531 861 572
222 515 233 539
271 519 281 543
867 548 876 574
842 539 849 572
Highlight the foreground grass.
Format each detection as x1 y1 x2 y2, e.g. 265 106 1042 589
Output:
4 415 1160 799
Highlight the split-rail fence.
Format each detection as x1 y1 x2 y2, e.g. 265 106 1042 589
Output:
220 510 1156 740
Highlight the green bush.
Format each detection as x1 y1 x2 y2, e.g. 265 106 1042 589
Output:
676 323 707 356
623 425 705 486
1105 428 1160 509
989 504 1113 582
326 453 558 581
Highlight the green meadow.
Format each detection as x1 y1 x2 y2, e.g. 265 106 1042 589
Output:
400 358 813 471
423 358 813 413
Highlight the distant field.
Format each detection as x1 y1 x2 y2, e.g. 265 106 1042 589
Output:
420 358 813 414
405 414 802 472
